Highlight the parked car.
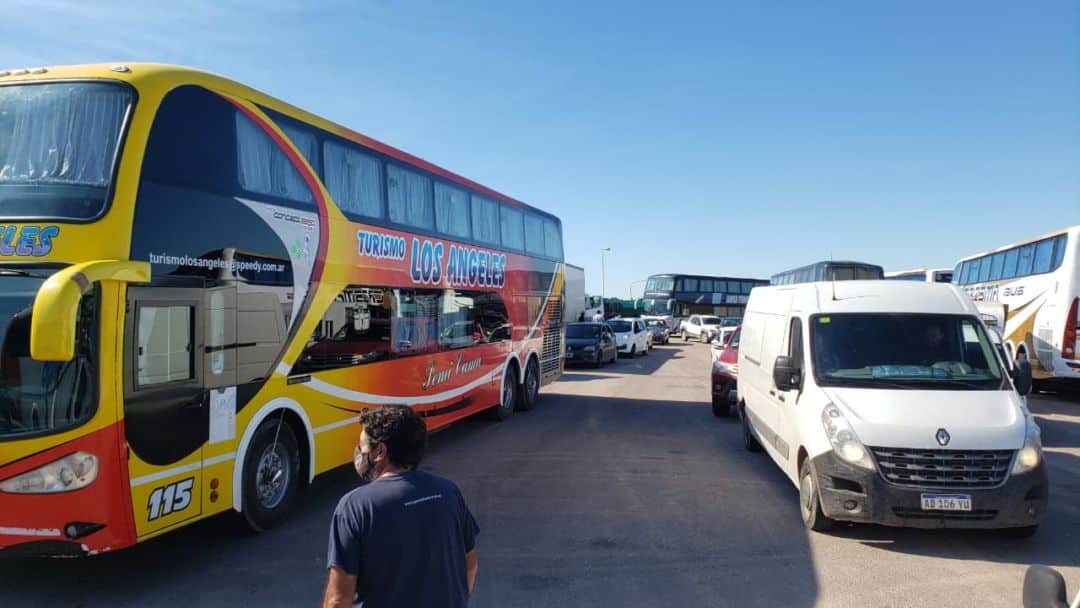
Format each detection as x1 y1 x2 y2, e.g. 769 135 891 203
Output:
711 325 738 358
711 326 740 417
644 317 670 345
737 281 1043 535
564 322 618 367
681 314 724 342
608 317 650 357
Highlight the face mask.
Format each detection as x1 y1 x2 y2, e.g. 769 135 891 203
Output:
354 446 377 482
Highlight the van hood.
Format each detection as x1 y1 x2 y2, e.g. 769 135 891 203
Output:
822 387 1025 450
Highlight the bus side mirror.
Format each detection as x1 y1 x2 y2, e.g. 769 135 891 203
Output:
31 260 150 361
1012 359 1033 396
773 355 801 392
1022 565 1068 608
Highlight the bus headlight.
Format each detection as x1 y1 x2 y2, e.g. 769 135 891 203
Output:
1012 418 1043 475
821 404 875 470
0 451 98 494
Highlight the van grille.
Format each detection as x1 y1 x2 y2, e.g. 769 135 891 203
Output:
869 447 1014 489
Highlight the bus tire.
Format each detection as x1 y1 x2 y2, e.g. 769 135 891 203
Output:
241 416 301 533
491 364 518 421
518 357 540 412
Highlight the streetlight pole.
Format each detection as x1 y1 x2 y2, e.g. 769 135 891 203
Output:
600 247 612 316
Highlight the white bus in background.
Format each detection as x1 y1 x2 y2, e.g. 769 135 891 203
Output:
952 224 1079 389
885 268 953 283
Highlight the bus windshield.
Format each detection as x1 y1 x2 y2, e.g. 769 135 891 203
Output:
811 314 1005 390
641 298 673 315
0 271 98 438
0 82 132 220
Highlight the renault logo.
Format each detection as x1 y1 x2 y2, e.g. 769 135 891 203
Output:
936 428 951 447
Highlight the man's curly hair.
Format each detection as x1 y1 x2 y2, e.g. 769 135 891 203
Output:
358 404 427 469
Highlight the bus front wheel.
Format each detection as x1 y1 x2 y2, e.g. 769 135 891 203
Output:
241 416 301 532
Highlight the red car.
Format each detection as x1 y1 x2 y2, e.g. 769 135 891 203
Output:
711 326 740 417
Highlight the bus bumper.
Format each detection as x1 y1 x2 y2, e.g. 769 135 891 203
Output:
0 423 137 557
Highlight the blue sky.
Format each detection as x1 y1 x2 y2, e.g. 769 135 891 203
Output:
4 0 1077 297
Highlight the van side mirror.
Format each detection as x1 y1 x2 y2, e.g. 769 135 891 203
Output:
1012 359 1033 396
1022 565 1068 608
773 355 802 392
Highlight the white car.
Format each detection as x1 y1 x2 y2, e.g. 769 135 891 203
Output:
608 317 650 357
681 314 724 342
737 280 1045 536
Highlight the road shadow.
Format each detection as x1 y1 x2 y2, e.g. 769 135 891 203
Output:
605 344 684 376
1029 395 1080 450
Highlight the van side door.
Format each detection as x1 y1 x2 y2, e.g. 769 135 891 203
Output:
774 316 806 471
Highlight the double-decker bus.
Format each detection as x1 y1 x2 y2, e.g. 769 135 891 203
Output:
640 274 769 328
952 225 1078 388
770 260 883 285
885 268 953 283
0 63 566 556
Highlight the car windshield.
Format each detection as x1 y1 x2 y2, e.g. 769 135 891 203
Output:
646 320 664 327
811 313 1006 390
566 324 600 339
0 82 133 219
728 328 741 349
608 320 632 332
701 316 722 325
641 298 673 315
0 270 99 438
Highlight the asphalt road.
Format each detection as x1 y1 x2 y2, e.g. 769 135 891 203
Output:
2 341 1078 607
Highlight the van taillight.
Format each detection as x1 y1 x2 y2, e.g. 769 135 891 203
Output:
1065 297 1079 359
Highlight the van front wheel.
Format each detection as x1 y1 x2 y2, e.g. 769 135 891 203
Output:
799 459 834 533
740 405 762 452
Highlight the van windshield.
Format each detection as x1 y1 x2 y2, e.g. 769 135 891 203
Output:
810 314 1006 390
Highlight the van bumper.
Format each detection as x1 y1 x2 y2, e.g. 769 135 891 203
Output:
811 451 1048 529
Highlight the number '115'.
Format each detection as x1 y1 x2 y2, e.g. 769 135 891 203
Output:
147 478 194 520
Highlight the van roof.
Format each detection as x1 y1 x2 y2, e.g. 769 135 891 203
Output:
749 280 975 316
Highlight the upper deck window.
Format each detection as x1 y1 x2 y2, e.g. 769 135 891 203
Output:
0 82 132 220
236 111 314 205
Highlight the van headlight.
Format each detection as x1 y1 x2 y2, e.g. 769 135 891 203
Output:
0 451 99 494
1012 418 1043 474
821 404 875 470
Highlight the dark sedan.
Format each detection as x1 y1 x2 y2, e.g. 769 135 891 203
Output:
564 322 618 367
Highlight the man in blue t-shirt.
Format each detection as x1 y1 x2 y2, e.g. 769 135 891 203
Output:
322 405 480 608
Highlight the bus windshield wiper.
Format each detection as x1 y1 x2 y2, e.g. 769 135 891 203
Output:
0 269 49 279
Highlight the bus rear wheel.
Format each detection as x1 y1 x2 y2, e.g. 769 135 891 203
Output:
242 416 301 532
491 364 518 421
518 358 540 412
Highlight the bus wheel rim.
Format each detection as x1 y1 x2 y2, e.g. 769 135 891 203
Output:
502 374 514 409
256 444 289 509
527 364 538 400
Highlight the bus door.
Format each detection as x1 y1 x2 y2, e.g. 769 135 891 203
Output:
122 285 238 536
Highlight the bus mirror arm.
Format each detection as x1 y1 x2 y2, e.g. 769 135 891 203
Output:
31 260 151 362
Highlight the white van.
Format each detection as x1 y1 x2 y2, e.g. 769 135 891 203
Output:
736 281 1047 535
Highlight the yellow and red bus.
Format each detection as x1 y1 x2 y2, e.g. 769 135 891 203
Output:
0 63 566 556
